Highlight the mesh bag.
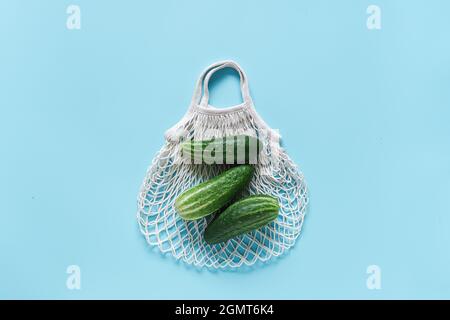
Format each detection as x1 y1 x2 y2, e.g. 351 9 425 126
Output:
137 61 308 268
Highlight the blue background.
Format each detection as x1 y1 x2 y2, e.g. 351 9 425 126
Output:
1 0 449 299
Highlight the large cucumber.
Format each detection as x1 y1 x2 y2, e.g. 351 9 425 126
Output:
204 195 279 244
175 165 254 220
181 135 262 164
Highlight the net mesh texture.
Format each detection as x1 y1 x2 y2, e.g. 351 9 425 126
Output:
137 107 308 269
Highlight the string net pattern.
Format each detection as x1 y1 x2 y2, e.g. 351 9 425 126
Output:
137 106 308 268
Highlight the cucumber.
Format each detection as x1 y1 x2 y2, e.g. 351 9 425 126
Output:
181 135 262 164
204 195 279 244
175 165 254 220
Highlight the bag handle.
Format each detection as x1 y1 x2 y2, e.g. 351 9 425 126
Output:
166 60 279 141
189 61 230 108
199 61 252 108
165 61 235 140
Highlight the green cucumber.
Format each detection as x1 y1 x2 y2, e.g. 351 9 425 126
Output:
175 165 254 220
181 135 262 164
204 195 279 244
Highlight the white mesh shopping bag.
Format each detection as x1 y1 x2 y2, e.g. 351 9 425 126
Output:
137 60 308 268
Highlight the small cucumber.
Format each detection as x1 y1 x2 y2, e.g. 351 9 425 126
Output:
181 135 262 164
204 195 279 244
175 165 254 220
